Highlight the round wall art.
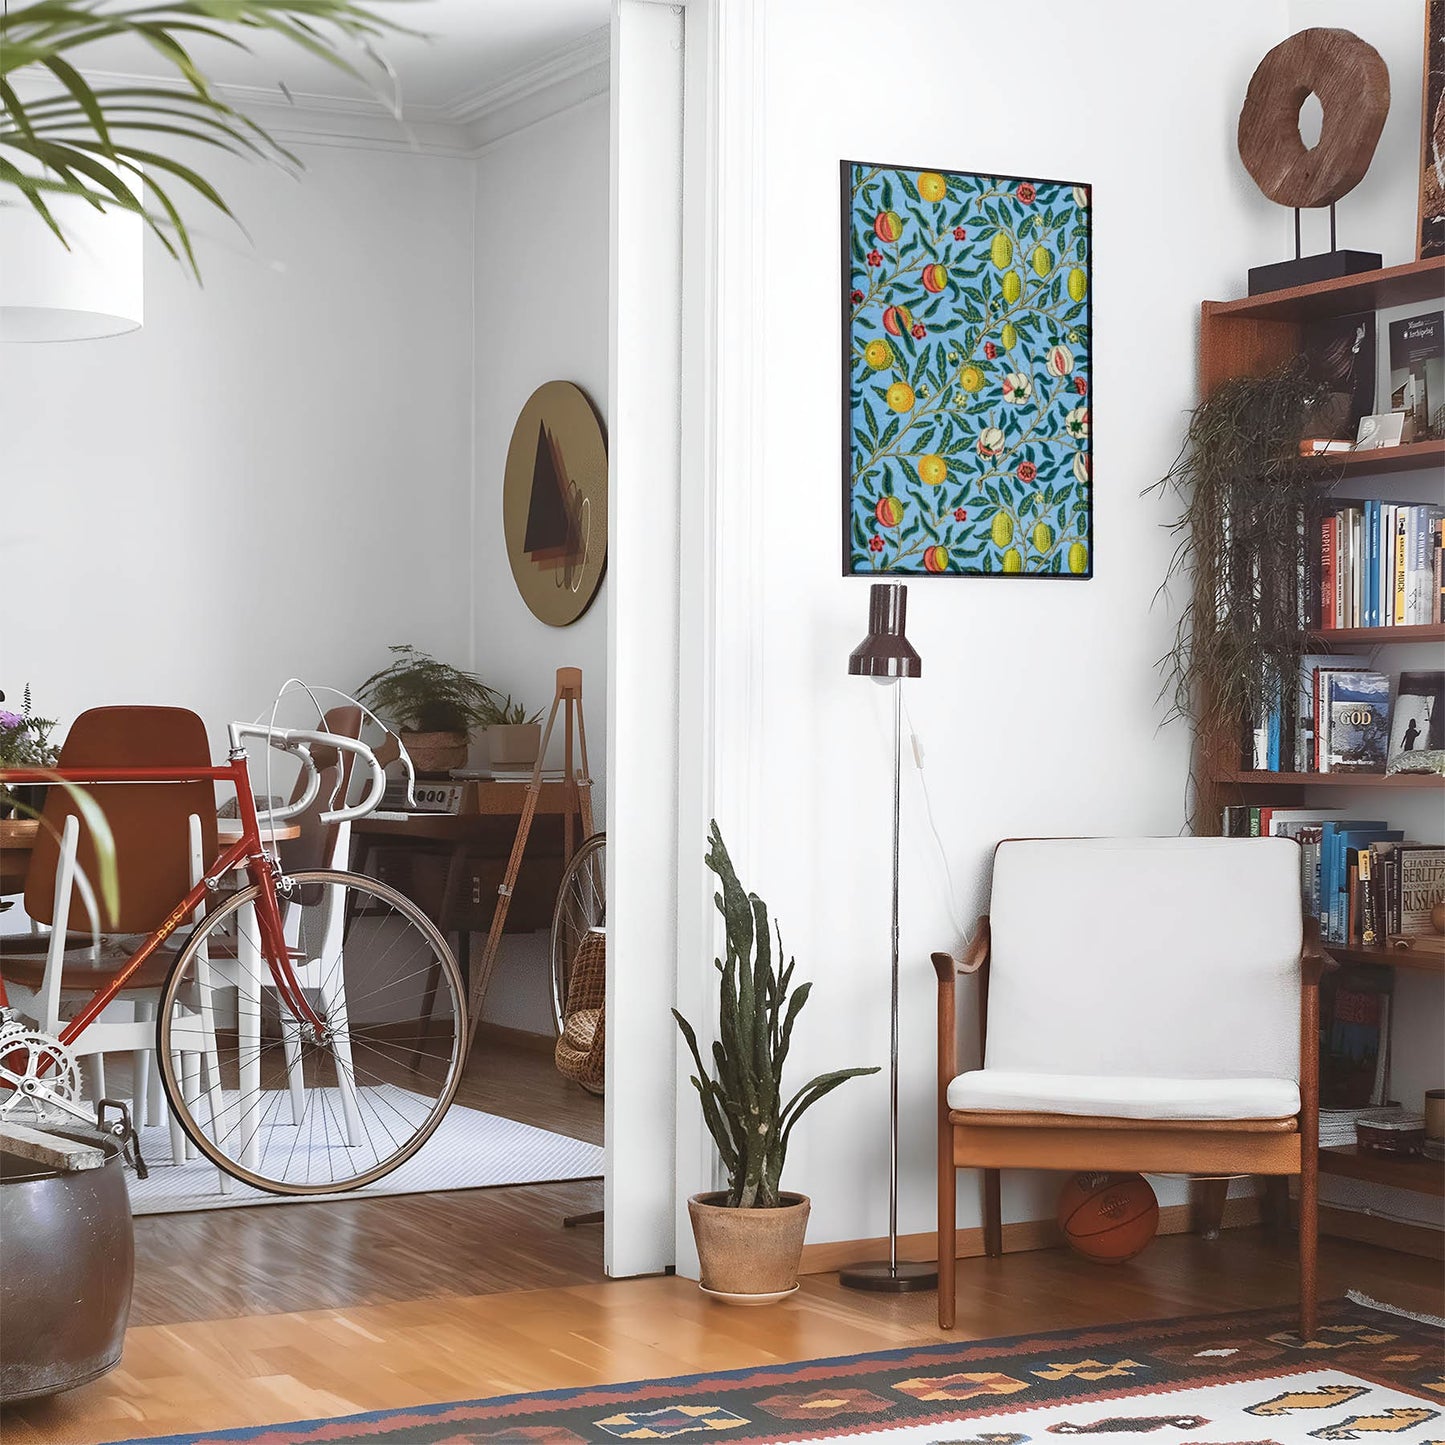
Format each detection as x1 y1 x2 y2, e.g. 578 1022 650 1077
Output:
502 380 608 627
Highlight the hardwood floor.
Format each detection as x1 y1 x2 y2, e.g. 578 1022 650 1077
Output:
130 1025 606 1326
5 1230 1441 1445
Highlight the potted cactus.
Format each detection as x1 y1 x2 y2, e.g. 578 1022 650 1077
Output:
673 822 878 1303
480 692 545 770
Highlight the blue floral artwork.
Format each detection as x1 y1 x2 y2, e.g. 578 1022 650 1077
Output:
843 161 1092 577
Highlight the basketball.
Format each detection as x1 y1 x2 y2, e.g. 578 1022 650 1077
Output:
1056 1172 1159 1264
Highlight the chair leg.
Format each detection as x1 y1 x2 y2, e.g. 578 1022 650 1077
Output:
937 1141 956 1329
1298 1158 1318 1341
982 1168 1002 1258
1191 1176 1230 1239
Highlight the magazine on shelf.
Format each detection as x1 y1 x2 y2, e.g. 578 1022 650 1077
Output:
1320 671 1391 773
1388 311 1443 440
1387 671 1444 767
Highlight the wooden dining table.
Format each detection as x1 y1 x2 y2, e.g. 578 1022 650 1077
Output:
0 816 300 897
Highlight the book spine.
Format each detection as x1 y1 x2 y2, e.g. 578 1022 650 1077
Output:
1360 848 1377 947
1318 673 1331 773
1320 515 1335 629
1337 510 1349 629
1435 517 1444 625
1364 501 1377 629
1394 511 1408 625
1379 504 1394 627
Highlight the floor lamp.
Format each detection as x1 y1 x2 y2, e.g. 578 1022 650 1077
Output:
840 581 937 1293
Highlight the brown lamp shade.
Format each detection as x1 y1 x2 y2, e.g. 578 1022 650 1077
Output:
848 582 921 680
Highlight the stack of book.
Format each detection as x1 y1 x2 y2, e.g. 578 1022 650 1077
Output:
1219 808 1445 949
1320 1104 1401 1147
1315 502 1444 630
1245 666 1443 776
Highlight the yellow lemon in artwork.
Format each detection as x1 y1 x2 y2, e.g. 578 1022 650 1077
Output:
990 512 1014 548
1032 522 1054 552
885 381 916 413
1068 541 1090 574
989 233 1013 268
1001 270 1022 304
959 365 986 393
1067 267 1088 301
919 454 948 486
863 339 892 370
1000 322 1018 350
917 171 947 202
1001 547 1024 573
1031 244 1054 277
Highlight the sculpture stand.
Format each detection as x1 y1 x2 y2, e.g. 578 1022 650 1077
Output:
1247 203 1381 295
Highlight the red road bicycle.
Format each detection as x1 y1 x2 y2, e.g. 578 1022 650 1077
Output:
0 720 467 1194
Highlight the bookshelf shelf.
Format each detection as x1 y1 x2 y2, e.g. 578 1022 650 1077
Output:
1319 1144 1445 1197
1205 256 1445 323
1312 438 1445 479
1213 770 1445 789
1307 623 1445 645
1323 943 1445 975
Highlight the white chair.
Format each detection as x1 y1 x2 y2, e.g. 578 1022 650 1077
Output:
932 836 1321 1338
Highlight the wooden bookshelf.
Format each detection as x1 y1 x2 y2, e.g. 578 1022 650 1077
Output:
1306 622 1445 646
1194 261 1445 1247
1313 438 1445 479
1213 770 1445 789
1323 942 1445 975
1319 1145 1445 1197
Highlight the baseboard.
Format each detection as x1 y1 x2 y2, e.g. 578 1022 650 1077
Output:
1316 1203 1445 1261
473 1020 555 1055
797 1196 1262 1275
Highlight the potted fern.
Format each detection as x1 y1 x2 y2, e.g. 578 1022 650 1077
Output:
673 822 878 1302
357 646 496 777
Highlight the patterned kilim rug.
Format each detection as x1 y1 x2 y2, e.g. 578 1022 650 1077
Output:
106 1294 1442 1445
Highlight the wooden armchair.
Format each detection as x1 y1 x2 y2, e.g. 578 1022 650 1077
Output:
933 837 1323 1338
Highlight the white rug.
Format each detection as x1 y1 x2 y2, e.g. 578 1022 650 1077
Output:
125 1101 604 1215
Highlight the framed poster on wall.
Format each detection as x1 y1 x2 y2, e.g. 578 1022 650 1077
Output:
842 161 1092 578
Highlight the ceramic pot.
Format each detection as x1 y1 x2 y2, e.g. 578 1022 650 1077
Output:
0 1127 134 1402
401 730 469 778
486 723 542 769
687 1191 809 1302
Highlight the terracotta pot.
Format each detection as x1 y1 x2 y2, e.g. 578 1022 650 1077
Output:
486 723 542 769
687 1191 809 1301
401 730 469 778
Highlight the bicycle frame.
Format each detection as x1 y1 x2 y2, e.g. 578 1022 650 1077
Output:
0 751 326 1044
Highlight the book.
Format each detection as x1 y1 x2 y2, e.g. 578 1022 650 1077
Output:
1320 671 1390 773
1394 510 1408 624
1319 966 1393 1109
1396 844 1445 935
1386 670 1444 766
1303 311 1377 440
1297 653 1367 772
1388 311 1444 439
1405 505 1445 623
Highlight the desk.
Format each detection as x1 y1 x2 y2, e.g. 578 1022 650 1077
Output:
351 780 589 991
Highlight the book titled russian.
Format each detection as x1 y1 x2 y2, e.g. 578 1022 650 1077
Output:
1396 845 1445 936
1321 671 1391 773
1388 311 1444 439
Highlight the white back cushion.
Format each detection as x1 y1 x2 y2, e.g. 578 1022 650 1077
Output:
985 838 1302 1082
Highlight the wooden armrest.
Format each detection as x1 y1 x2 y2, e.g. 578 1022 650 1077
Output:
1300 915 1332 987
932 916 991 982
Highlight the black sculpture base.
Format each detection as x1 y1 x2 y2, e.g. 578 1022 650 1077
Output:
1247 249 1381 296
838 1259 939 1293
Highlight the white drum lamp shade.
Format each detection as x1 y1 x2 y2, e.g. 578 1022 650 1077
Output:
0 176 143 342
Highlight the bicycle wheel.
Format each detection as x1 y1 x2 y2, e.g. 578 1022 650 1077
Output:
550 832 606 1034
157 868 466 1194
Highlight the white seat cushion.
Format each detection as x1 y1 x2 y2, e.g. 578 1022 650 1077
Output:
947 1069 1300 1121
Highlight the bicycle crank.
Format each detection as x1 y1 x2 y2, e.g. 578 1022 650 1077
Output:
0 1025 91 1127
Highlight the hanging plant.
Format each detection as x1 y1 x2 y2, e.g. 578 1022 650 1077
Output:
1147 359 1336 812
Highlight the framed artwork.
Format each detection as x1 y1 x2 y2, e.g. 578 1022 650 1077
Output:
841 160 1092 578
1420 0 1445 259
502 380 608 627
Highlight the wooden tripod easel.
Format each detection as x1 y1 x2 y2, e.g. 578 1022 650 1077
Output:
465 667 594 1052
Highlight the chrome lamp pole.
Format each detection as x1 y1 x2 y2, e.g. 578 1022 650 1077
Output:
839 581 937 1293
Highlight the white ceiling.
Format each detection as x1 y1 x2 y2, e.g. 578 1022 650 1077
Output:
77 0 611 117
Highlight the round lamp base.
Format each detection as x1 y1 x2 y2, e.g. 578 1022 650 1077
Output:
837 1259 938 1293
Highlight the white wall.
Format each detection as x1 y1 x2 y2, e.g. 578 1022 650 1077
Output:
688 0 1304 1250
0 142 475 742
469 95 612 1033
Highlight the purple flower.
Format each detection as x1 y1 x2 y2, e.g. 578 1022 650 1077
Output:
0 711 25 730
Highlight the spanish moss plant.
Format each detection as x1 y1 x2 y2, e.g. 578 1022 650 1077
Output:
1148 359 1336 821
673 823 878 1209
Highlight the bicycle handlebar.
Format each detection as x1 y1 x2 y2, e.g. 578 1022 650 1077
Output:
226 723 395 826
